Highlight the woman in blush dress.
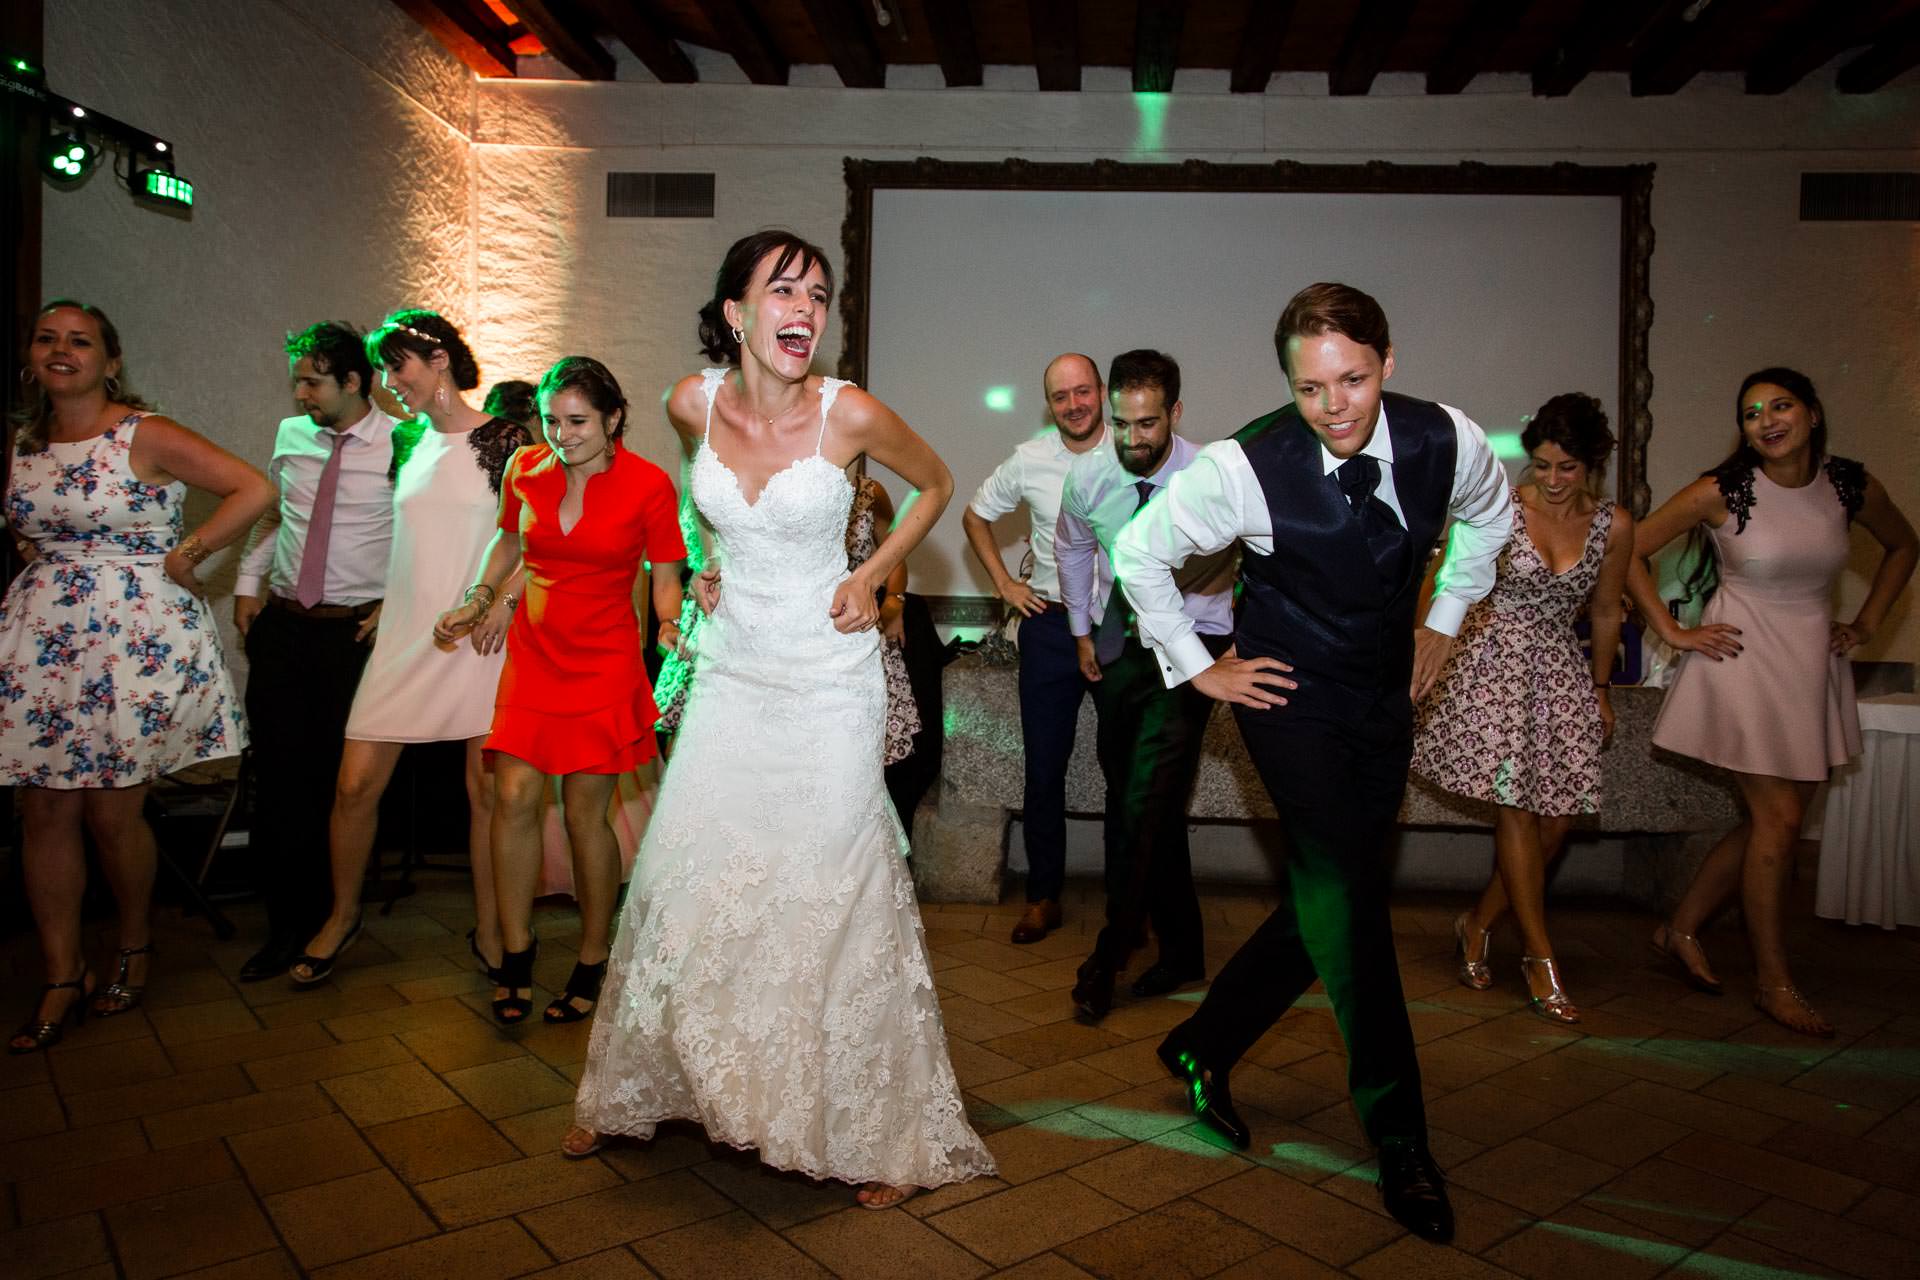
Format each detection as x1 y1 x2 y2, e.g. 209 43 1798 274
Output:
3 300 270 1051
565 230 994 1209
436 356 684 1026
288 311 531 985
1413 393 1633 1024
1630 367 1915 1037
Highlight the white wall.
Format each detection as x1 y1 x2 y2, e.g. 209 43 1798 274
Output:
41 4 1920 660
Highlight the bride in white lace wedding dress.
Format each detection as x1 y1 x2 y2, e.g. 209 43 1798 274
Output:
569 232 994 1205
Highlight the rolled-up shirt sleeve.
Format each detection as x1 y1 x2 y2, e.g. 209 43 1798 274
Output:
1116 440 1263 687
233 448 285 599
967 451 1023 522
1424 408 1514 637
1055 474 1101 637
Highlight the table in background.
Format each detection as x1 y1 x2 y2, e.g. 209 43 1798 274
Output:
1816 693 1920 930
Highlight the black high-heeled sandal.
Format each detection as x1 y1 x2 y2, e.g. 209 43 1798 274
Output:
289 916 363 987
10 971 92 1054
467 928 502 983
543 959 609 1024
92 944 155 1018
492 939 538 1025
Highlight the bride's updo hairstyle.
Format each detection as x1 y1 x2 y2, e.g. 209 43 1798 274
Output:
697 229 835 365
366 308 481 390
537 355 629 442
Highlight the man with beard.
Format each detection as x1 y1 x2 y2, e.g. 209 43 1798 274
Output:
1113 284 1512 1243
1054 350 1234 1020
963 352 1108 944
231 322 397 980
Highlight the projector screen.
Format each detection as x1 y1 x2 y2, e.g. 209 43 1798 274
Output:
853 174 1637 604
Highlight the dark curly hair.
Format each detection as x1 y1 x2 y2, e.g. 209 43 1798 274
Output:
537 356 629 442
285 321 373 397
697 229 834 365
1521 392 1614 474
483 379 537 429
365 309 480 391
1107 348 1181 408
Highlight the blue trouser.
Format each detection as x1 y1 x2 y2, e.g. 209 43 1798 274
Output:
1016 607 1089 902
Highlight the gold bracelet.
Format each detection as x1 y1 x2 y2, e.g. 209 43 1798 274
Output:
175 534 212 565
463 583 497 612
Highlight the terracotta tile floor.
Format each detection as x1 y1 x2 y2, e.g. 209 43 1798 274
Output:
4 875 1919 1278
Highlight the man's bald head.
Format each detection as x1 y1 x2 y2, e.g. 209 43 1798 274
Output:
1043 352 1103 443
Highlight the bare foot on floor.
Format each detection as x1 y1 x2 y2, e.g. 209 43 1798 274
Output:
857 1182 920 1210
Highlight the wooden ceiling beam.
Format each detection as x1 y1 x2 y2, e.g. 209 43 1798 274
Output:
1629 0 1748 97
1745 0 1895 94
1329 0 1416 96
506 0 615 80
1029 0 1081 91
922 0 982 86
798 0 886 88
575 0 696 82
1427 0 1534 95
1133 0 1185 93
390 0 517 77
1532 0 1661 97
697 0 788 85
1837 8 1920 93
1230 0 1292 93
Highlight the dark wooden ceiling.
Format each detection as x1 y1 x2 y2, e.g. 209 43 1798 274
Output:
393 0 1920 97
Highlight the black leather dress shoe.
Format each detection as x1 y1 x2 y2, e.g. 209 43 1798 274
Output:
1130 961 1205 998
1070 960 1115 1021
1377 1139 1454 1243
239 939 299 984
1156 1034 1250 1150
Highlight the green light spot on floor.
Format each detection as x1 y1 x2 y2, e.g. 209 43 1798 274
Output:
1266 1141 1360 1175
983 386 1016 412
1534 1222 1689 1266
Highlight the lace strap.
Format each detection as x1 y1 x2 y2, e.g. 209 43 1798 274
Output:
699 368 727 446
1826 455 1866 522
816 377 852 456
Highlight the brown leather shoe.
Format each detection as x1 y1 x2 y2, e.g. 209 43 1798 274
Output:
1010 900 1062 944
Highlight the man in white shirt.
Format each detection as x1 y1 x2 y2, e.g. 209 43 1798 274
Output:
233 322 397 981
1055 350 1234 1020
961 353 1107 944
1113 284 1512 1244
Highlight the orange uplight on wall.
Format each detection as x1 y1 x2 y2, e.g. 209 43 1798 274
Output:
479 0 548 57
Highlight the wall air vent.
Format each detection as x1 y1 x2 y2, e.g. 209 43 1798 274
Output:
1799 172 1920 221
606 172 715 218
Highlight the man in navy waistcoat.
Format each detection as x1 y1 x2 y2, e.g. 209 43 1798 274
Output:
1112 283 1513 1244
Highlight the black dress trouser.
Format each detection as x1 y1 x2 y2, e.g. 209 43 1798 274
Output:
1180 687 1428 1146
1086 631 1228 974
241 602 373 946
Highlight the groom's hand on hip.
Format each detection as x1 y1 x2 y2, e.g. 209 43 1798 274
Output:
1192 647 1295 709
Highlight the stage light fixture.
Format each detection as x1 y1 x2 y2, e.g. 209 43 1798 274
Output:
131 144 193 210
40 120 97 184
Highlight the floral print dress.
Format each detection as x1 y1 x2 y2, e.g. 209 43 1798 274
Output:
1411 491 1613 816
0 414 246 787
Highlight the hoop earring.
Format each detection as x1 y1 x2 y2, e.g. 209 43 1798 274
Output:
730 325 745 344
105 375 122 399
18 367 34 386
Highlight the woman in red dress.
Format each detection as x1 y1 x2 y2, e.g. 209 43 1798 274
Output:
437 356 686 1025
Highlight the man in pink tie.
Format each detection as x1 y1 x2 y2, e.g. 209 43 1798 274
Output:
232 323 397 981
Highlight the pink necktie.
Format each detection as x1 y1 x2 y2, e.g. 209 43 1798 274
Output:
295 432 348 608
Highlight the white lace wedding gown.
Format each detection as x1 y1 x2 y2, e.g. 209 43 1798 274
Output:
574 371 994 1189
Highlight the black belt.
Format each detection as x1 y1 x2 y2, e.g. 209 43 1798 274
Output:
267 595 380 620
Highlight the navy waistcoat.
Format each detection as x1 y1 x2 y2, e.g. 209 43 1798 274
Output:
1232 393 1457 711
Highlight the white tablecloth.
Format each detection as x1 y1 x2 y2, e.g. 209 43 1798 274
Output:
1816 694 1920 929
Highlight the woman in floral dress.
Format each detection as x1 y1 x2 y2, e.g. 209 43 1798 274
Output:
2 300 271 1052
1412 393 1633 1024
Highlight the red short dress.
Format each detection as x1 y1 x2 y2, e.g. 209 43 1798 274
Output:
485 444 686 774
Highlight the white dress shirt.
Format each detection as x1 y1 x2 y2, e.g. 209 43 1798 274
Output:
968 425 1108 603
236 406 398 605
1056 433 1235 639
1114 400 1513 687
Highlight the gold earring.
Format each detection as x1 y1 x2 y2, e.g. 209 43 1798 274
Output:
730 325 745 344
